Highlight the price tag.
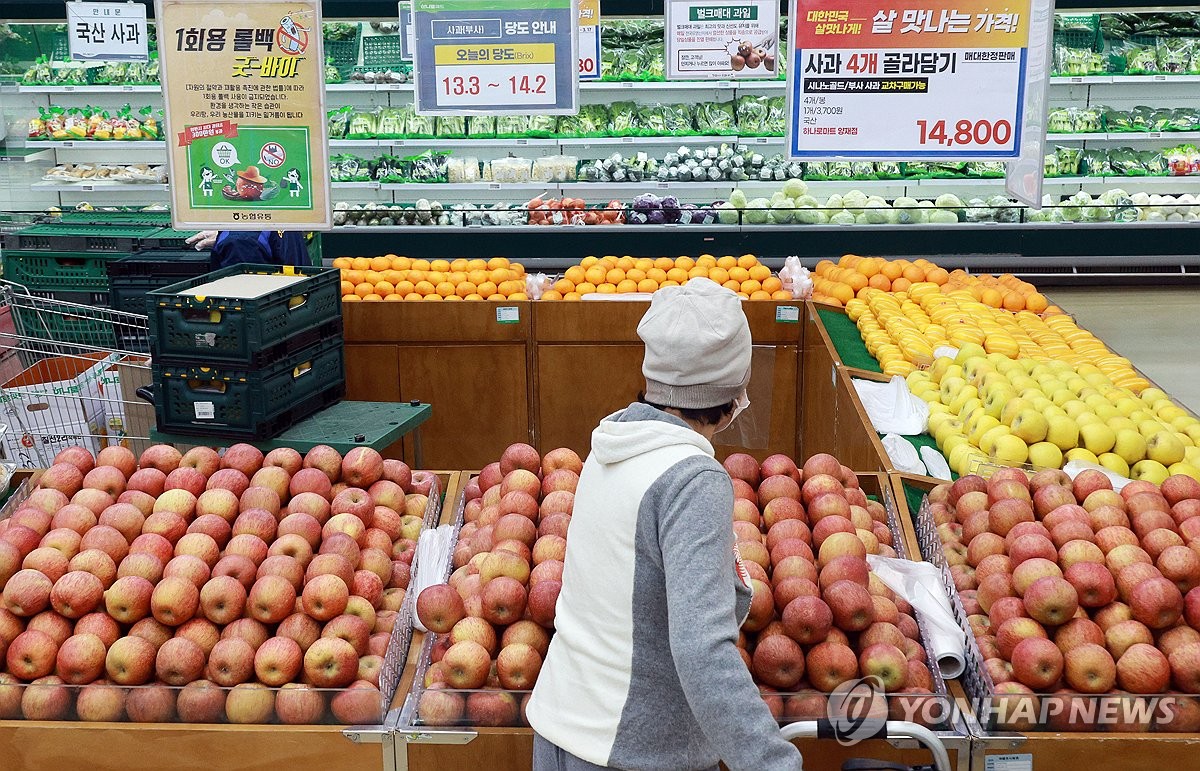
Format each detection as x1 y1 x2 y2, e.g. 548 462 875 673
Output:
1069 76 1083 83
621 136 634 143
984 755 1032 771
67 2 149 62
775 305 799 323
621 81 634 88
1149 132 1163 139
1154 74 1167 81
413 0 579 115
787 0 1031 161
496 306 520 324
80 184 94 191
516 138 529 144
121 85 133 91
755 136 770 144
63 85 75 92
577 0 600 80
656 182 670 189
665 0 780 80
488 183 502 190
194 402 216 420
61 141 76 148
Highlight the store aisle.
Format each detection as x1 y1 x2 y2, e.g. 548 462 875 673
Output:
1051 286 1200 414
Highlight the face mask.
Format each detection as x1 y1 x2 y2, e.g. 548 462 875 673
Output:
717 390 750 434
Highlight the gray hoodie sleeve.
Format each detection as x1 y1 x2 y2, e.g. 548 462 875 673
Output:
659 468 804 771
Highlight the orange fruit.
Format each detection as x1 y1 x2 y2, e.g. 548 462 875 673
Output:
634 259 654 272
647 268 668 283
342 294 361 303
708 267 729 285
737 254 758 270
585 266 606 285
564 292 582 301
926 267 949 285
354 282 374 298
553 278 574 294
576 282 597 295
1002 292 1025 312
637 279 659 293
540 290 562 301
771 290 794 301
616 256 635 271
466 258 487 271
616 280 638 293
370 256 391 272
830 284 853 305
655 257 675 270
748 265 771 282
423 293 443 301
697 255 717 269
464 294 484 302
384 294 404 302
626 268 646 282
1026 292 1049 313
414 280 435 296
450 258 469 272
891 277 911 294
666 268 688 284
675 256 696 271
762 277 783 294
688 266 708 280
729 267 750 283
344 270 365 286
902 265 925 283
750 290 772 301
880 261 904 281
456 281 478 298
597 283 617 294
430 259 451 272
580 256 599 268
402 293 422 302
844 273 867 292
741 279 762 295
716 256 737 270
396 281 415 296
339 280 355 296
391 257 412 270
981 288 1003 308
351 257 371 271
443 295 463 302
606 268 626 284
332 258 352 270
411 259 431 271
723 280 741 291
374 281 395 296
427 271 446 285
660 280 680 288
565 266 586 284
487 257 509 270
363 293 383 302
868 274 891 291
508 292 529 301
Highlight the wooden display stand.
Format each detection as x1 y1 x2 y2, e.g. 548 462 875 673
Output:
343 302 534 470
533 300 803 462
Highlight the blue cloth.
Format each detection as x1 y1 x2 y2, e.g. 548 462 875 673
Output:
211 230 309 270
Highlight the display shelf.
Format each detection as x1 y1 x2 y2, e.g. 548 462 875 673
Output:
16 84 161 93
1047 132 1200 142
378 182 551 193
16 140 166 150
0 145 54 163
29 181 168 192
556 135 737 147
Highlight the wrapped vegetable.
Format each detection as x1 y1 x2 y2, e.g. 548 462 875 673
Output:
735 96 771 135
695 101 737 135
637 104 670 136
468 115 497 138
1120 42 1159 74
491 156 534 183
496 115 531 137
766 97 786 136
347 109 379 139
1157 38 1193 73
1165 145 1200 176
372 155 409 183
557 104 609 137
1054 145 1083 176
327 106 352 139
436 115 468 139
1139 149 1167 175
610 101 639 134
1103 106 1134 132
531 155 578 183
330 154 371 182
1054 44 1105 75
407 151 448 183
1170 108 1200 131
661 103 695 135
446 157 481 183
527 114 558 137
1048 108 1074 134
405 111 436 139
1106 147 1142 176
376 107 407 138
1074 106 1103 133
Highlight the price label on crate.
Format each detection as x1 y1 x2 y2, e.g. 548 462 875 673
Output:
577 0 600 79
785 0 1037 161
67 1 150 62
413 0 579 115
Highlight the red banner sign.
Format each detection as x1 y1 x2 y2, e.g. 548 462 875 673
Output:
177 120 239 146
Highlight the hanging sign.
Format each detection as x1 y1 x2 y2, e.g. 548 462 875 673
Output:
786 0 1032 160
665 0 780 79
156 0 331 230
413 0 580 115
67 2 150 61
578 0 600 79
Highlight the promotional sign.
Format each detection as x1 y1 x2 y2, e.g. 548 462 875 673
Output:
413 0 579 115
67 1 150 61
665 0 780 80
400 2 415 61
786 0 1032 160
578 0 600 79
1005 0 1055 207
156 0 331 230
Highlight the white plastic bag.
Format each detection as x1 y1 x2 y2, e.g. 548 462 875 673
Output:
778 256 812 300
853 376 930 435
411 525 456 633
1063 460 1133 492
882 433 927 475
866 555 967 679
525 273 552 300
919 446 953 481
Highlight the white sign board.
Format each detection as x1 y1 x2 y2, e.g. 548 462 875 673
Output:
665 0 780 80
67 1 150 62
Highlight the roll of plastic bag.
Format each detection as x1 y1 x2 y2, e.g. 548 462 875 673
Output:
779 256 812 300
853 376 930 435
882 433 927 475
411 524 456 632
920 446 953 481
866 555 966 679
1063 460 1133 492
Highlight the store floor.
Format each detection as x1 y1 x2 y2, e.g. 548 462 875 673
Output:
1050 286 1200 414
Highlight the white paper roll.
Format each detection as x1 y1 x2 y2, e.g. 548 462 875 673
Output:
866 555 967 680
411 524 457 633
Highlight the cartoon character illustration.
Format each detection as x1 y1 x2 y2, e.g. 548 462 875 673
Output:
278 14 311 55
198 166 215 196
285 168 304 197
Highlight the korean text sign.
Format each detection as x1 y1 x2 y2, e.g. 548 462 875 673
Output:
413 0 580 115
578 0 600 79
786 0 1032 160
156 0 331 230
67 2 150 62
665 0 780 80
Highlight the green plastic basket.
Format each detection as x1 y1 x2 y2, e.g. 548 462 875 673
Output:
56 211 174 226
7 224 161 252
12 302 118 349
324 26 362 75
152 336 346 439
362 35 403 69
3 250 120 292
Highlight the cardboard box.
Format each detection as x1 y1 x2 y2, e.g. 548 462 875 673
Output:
113 356 155 456
0 418 102 468
0 353 115 466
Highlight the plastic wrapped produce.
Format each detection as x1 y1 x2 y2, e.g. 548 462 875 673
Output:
1120 42 1159 73
372 155 410 183
1047 107 1074 134
735 96 771 135
1103 106 1134 132
327 106 352 139
468 115 497 138
330 154 371 182
695 101 737 135
436 115 468 138
1157 38 1193 73
527 114 558 137
377 107 407 138
496 115 531 137
1074 106 1103 133
446 157 481 183
347 109 379 139
557 104 609 137
1054 145 1083 176
491 156 534 183
610 101 639 134
405 111 436 138
531 155 578 182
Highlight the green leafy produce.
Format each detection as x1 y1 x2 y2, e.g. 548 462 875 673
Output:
695 102 737 135
405 111 436 138
736 96 771 135
347 109 379 139
327 107 352 139
468 115 497 138
377 107 407 138
436 115 467 138
610 101 639 134
324 22 358 41
495 115 530 137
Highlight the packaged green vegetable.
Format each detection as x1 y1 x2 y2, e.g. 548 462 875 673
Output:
327 107 351 139
347 109 379 139
1055 146 1083 176
372 155 410 183
1157 38 1192 73
610 101 639 135
468 115 497 138
695 101 737 135
1082 148 1112 176
495 115 530 138
1121 42 1159 74
377 107 407 138
874 162 903 179
735 96 771 135
405 110 436 139
1102 106 1134 132
436 115 467 138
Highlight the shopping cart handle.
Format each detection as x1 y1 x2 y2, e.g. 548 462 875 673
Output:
779 720 951 771
135 386 156 405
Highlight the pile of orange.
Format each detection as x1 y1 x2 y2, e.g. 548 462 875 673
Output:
811 254 1060 316
334 255 529 302
542 254 792 301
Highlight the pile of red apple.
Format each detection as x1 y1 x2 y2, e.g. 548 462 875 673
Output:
0 442 436 725
415 443 579 727
725 452 940 722
931 467 1200 731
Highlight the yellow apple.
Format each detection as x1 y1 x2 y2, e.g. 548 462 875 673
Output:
1097 453 1130 478
1107 417 1137 433
980 425 1013 456
969 415 1002 445
1140 387 1170 406
1146 430 1186 466
1029 442 1064 470
942 434 970 458
1062 400 1090 419
1168 462 1200 483
1000 398 1033 426
1010 409 1049 444
1066 448 1100 465
1130 459 1170 485
1115 397 1142 417
1045 415 1080 452
1113 429 1148 465
993 434 1029 467
1158 405 1188 423
1079 423 1117 455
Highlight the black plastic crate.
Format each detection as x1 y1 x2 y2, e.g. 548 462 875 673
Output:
108 250 213 315
148 264 342 366
152 336 346 439
5 224 160 252
137 228 201 250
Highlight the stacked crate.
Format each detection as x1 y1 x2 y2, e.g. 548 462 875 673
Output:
146 264 346 440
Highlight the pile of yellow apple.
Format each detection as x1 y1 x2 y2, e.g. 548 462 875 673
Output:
909 346 1200 481
847 288 1150 391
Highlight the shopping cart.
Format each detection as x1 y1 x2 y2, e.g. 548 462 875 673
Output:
780 719 951 771
0 281 154 468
